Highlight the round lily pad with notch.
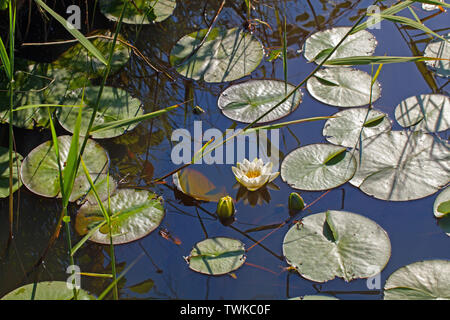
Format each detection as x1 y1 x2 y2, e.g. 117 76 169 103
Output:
20 135 109 202
75 188 164 245
394 94 450 132
186 237 246 276
53 30 130 78
99 0 176 24
280 144 356 191
384 260 450 300
306 67 381 107
217 80 303 123
1 281 94 300
170 28 264 83
283 210 391 283
57 86 143 139
323 107 391 148
350 131 450 201
0 146 22 198
424 33 449 78
303 27 377 65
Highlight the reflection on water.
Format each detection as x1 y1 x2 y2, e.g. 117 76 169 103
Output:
1 0 449 300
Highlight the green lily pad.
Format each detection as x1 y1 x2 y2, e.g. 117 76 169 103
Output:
0 146 22 198
187 237 246 275
303 27 377 65
0 63 90 129
1 281 94 300
323 108 391 148
350 131 450 201
434 186 450 218
424 33 449 78
170 28 264 83
53 31 130 78
20 135 109 202
75 188 165 245
394 94 450 132
99 0 176 24
217 80 303 123
57 86 143 139
306 67 381 107
283 210 391 283
280 144 356 191
384 260 450 300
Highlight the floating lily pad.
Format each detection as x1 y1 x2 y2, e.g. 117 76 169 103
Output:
20 135 109 202
350 131 450 201
1 281 94 300
99 0 176 24
283 210 391 283
303 27 377 65
54 31 130 78
280 144 356 191
306 68 381 107
75 188 164 245
57 86 143 139
323 108 391 148
0 146 22 198
434 186 450 219
424 33 449 78
172 168 227 202
186 237 246 276
384 260 450 300
0 63 90 129
170 28 264 83
395 94 450 132
217 80 303 123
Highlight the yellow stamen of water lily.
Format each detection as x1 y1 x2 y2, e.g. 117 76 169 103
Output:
245 170 261 178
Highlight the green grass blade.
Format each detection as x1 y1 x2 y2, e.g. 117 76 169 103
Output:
70 220 107 256
13 104 82 111
34 0 107 65
378 14 449 42
61 105 83 207
324 55 444 65
0 36 11 79
90 103 181 134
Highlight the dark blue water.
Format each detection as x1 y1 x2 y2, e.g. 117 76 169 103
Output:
1 0 448 300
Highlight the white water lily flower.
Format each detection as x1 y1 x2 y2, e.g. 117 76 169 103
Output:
232 158 279 191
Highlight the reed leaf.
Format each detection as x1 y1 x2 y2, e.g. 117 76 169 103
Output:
377 14 449 42
324 55 445 65
90 103 181 134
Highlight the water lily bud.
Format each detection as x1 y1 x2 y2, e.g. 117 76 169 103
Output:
289 192 305 214
217 196 235 220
